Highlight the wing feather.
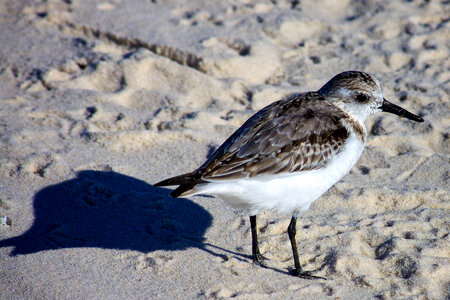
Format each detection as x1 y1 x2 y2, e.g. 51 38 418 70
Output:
155 92 351 197
199 92 350 181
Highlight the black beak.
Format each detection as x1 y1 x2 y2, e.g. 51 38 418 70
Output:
380 98 424 122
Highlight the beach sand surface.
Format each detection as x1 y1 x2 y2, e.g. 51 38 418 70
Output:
0 0 449 299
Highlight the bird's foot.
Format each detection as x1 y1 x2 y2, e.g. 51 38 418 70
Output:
252 253 268 267
291 269 326 280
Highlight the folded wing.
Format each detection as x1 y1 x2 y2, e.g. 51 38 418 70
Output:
155 92 350 197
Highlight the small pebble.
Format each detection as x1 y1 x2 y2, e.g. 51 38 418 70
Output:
0 216 12 226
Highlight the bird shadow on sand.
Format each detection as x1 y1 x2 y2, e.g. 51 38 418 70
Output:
0 171 217 256
0 170 330 277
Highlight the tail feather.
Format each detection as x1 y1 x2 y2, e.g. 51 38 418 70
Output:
170 183 197 198
154 172 194 187
154 172 204 198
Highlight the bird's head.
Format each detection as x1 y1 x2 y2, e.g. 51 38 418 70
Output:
318 71 423 124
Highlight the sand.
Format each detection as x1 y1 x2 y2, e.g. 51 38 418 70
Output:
0 0 449 299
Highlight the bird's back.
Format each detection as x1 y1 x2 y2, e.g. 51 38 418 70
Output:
155 92 357 201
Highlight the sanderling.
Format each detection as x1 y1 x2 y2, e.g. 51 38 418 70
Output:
155 71 423 279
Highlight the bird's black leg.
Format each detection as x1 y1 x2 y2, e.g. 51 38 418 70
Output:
250 215 267 265
288 216 325 279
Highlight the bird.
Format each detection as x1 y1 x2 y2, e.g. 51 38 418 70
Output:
155 70 424 279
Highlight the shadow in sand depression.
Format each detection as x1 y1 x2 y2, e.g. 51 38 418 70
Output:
0 171 212 256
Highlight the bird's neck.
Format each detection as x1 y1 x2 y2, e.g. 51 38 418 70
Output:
342 114 367 144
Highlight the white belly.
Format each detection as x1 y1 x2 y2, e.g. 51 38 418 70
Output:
196 134 364 216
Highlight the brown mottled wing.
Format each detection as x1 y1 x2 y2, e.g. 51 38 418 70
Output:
198 92 349 180
155 92 349 196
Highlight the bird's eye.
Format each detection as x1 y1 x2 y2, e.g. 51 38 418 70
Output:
356 94 369 103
